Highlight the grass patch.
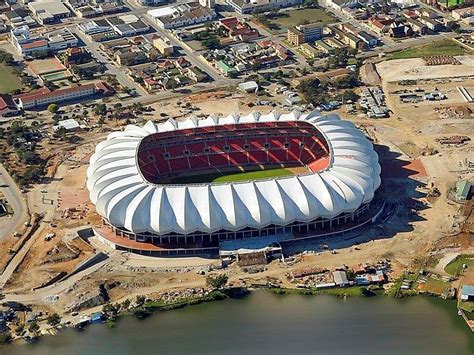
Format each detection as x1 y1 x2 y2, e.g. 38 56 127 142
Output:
419 278 451 295
213 168 293 183
459 301 474 313
170 167 295 184
445 254 474 276
388 40 465 60
0 63 21 94
438 0 464 6
268 8 337 33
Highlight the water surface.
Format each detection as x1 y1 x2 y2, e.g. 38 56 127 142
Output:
3 292 473 355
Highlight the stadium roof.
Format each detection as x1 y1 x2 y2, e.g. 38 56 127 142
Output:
87 110 381 235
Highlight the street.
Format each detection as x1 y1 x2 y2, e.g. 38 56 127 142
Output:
0 165 28 240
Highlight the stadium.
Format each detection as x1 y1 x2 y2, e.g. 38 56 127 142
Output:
87 110 381 257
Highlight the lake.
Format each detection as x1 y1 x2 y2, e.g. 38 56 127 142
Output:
3 291 473 355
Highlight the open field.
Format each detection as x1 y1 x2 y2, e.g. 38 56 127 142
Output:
268 8 337 32
445 254 474 276
377 56 474 82
170 167 296 184
0 63 21 93
388 40 465 60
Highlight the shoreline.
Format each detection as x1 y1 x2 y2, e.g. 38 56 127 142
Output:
4 283 466 347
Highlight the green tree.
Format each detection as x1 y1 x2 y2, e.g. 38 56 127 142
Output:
14 324 24 336
121 299 131 310
93 103 107 116
47 104 59 113
206 274 228 289
46 313 61 326
103 303 119 318
0 331 12 344
28 321 40 334
136 295 146 306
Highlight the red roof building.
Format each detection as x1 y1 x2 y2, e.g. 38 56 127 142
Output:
14 82 114 109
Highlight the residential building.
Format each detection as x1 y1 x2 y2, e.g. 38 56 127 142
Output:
114 48 147 66
419 16 443 32
298 43 319 59
219 17 259 41
287 22 323 46
187 66 207 82
367 17 392 34
314 40 334 53
357 31 378 47
153 37 173 56
0 94 21 117
452 7 474 20
63 47 92 66
326 0 358 11
199 0 215 7
14 81 113 109
225 0 303 14
287 27 304 46
405 18 428 35
389 23 413 38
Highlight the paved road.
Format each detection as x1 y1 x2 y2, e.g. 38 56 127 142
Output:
68 26 151 96
2 258 110 303
0 165 28 239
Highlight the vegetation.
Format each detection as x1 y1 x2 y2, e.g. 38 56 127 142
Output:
268 286 369 297
206 274 229 290
0 331 12 344
255 8 336 33
132 291 228 319
47 313 61 326
0 63 22 94
388 40 465 60
444 254 474 276
170 168 295 184
28 321 40 335
47 104 59 113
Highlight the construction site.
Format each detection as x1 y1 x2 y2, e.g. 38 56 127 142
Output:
0 51 472 336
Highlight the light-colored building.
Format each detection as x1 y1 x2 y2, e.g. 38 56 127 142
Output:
452 7 474 20
10 26 78 56
148 3 216 29
298 43 319 59
288 23 322 46
153 37 173 56
28 0 72 24
456 180 471 201
226 0 303 14
199 0 215 8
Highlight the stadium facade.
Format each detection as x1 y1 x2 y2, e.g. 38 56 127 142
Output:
87 110 381 257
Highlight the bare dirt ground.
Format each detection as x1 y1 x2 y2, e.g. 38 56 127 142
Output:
376 55 474 82
3 61 474 314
